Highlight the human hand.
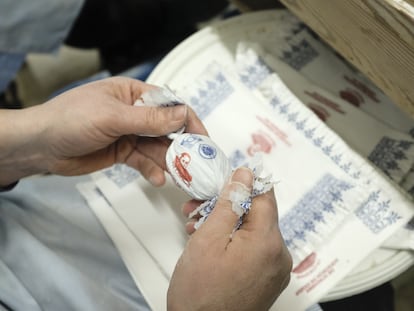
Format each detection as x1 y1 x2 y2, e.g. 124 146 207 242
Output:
0 77 207 186
167 167 292 311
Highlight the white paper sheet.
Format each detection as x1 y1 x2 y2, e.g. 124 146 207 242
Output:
176 62 414 310
234 41 414 251
76 181 169 311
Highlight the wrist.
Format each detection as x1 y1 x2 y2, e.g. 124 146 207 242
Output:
0 106 49 185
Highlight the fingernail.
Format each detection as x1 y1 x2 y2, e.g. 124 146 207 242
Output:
149 174 163 187
230 167 253 190
172 104 187 121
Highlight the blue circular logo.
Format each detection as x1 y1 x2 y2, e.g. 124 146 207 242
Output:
199 144 217 159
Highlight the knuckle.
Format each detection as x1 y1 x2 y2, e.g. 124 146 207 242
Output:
267 237 285 259
145 107 174 134
214 197 240 220
144 107 159 131
263 231 290 263
254 193 277 216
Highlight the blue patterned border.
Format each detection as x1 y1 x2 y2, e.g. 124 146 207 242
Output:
368 136 414 179
279 174 353 251
280 38 319 71
189 72 234 120
102 164 140 189
355 191 402 233
267 94 362 180
239 57 272 90
229 149 248 169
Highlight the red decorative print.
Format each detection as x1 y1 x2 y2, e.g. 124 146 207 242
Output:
307 103 329 122
344 75 379 103
174 152 192 186
256 116 291 147
292 252 317 274
304 90 345 114
339 88 364 107
248 131 275 156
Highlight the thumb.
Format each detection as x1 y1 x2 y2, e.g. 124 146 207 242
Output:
200 167 254 238
118 104 188 136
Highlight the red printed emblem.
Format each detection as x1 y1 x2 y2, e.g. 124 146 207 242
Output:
248 131 275 156
339 88 364 107
292 252 317 274
174 152 192 186
307 103 329 122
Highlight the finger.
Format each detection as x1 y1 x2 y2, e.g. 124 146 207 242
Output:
112 104 188 137
125 150 166 186
133 114 206 169
127 79 158 104
185 106 209 136
109 77 157 105
83 77 155 105
185 221 197 235
126 80 207 136
134 136 171 170
182 199 203 218
199 167 253 238
241 188 279 233
129 83 207 136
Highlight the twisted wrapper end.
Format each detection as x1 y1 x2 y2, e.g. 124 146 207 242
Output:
191 154 275 231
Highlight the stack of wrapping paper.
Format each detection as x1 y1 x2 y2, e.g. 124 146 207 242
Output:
76 10 414 311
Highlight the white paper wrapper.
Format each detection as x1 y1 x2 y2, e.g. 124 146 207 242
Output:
134 85 186 138
166 133 232 200
166 133 275 229
135 85 183 107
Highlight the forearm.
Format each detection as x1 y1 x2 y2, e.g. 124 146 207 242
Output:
0 106 49 186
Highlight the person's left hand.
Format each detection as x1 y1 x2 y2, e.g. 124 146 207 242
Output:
2 77 207 186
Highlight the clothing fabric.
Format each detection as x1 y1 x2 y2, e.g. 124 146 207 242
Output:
0 175 151 311
0 0 84 93
0 0 84 54
65 0 228 73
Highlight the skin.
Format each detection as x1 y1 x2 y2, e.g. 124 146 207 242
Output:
0 76 292 310
0 77 206 187
169 167 293 311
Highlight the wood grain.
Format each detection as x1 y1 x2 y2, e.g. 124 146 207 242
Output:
279 0 414 117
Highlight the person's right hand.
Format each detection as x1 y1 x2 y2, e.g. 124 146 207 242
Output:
168 167 292 311
0 77 207 187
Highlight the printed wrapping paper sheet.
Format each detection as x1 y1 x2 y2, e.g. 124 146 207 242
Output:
399 168 414 200
230 12 414 200
253 24 414 203
234 41 414 251
275 27 414 199
174 62 414 310
242 20 414 200
89 164 189 280
236 42 414 185
253 26 414 136
76 181 165 311
401 171 414 198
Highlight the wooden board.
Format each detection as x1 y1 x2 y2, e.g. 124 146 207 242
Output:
278 0 414 117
